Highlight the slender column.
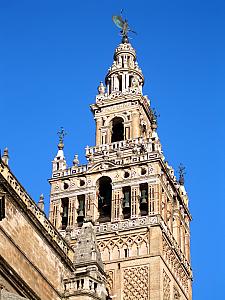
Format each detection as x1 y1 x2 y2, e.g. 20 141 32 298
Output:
172 214 180 246
95 118 101 145
68 197 76 227
167 199 173 231
114 75 119 91
148 184 159 214
131 186 139 218
93 191 99 222
132 112 140 138
112 188 123 221
122 73 126 92
185 232 190 261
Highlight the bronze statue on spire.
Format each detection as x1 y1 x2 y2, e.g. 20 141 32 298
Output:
112 11 136 43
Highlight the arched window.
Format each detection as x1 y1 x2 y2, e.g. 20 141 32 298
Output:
61 198 69 229
97 176 112 223
140 183 148 216
111 117 124 142
122 186 131 219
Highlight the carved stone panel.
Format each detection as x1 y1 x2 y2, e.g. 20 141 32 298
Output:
122 265 149 300
98 232 149 262
163 270 171 300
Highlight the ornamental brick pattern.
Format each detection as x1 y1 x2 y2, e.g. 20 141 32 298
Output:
123 265 149 300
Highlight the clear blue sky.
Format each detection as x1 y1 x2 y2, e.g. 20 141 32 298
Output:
0 1 224 298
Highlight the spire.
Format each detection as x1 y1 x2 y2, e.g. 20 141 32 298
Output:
74 221 104 270
64 221 107 299
52 127 67 172
1 148 9 165
37 193 44 211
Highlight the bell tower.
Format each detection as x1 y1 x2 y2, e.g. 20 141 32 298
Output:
92 41 156 147
49 25 192 300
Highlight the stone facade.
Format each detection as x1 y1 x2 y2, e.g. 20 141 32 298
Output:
49 39 192 299
0 35 192 300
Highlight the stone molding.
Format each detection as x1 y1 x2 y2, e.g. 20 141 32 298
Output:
0 161 74 263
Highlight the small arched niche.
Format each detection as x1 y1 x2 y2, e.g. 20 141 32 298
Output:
111 117 124 143
97 176 112 223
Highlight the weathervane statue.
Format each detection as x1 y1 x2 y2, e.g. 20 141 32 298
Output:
112 10 136 43
57 127 67 150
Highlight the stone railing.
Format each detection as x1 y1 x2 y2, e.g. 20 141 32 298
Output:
0 161 73 258
51 137 162 179
64 276 105 297
52 164 88 179
85 137 156 157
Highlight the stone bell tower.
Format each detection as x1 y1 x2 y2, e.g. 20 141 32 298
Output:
49 33 192 300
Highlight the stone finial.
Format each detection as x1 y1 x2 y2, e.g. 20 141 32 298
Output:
1 148 9 165
98 81 106 95
178 163 186 185
73 154 79 166
37 193 44 211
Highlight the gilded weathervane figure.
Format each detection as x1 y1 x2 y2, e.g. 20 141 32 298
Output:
57 127 67 149
112 10 136 43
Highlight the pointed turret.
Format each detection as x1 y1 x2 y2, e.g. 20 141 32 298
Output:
64 221 107 300
52 127 67 172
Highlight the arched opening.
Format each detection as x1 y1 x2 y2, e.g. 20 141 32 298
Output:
122 186 131 219
97 176 112 223
140 183 148 216
61 197 69 230
111 117 124 142
77 194 85 227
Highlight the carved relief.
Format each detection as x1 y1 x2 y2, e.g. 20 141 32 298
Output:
98 232 149 262
162 236 189 296
173 286 181 300
123 265 149 300
106 270 114 295
163 270 171 300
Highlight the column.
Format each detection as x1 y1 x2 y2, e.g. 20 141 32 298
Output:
148 184 159 215
185 232 190 261
131 186 139 218
68 196 76 227
95 118 101 145
172 214 180 246
132 112 140 138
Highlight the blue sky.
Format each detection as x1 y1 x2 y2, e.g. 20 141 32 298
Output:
0 1 225 298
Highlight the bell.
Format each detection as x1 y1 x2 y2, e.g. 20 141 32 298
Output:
78 209 84 217
123 192 130 208
140 190 147 204
63 207 68 217
123 200 130 208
